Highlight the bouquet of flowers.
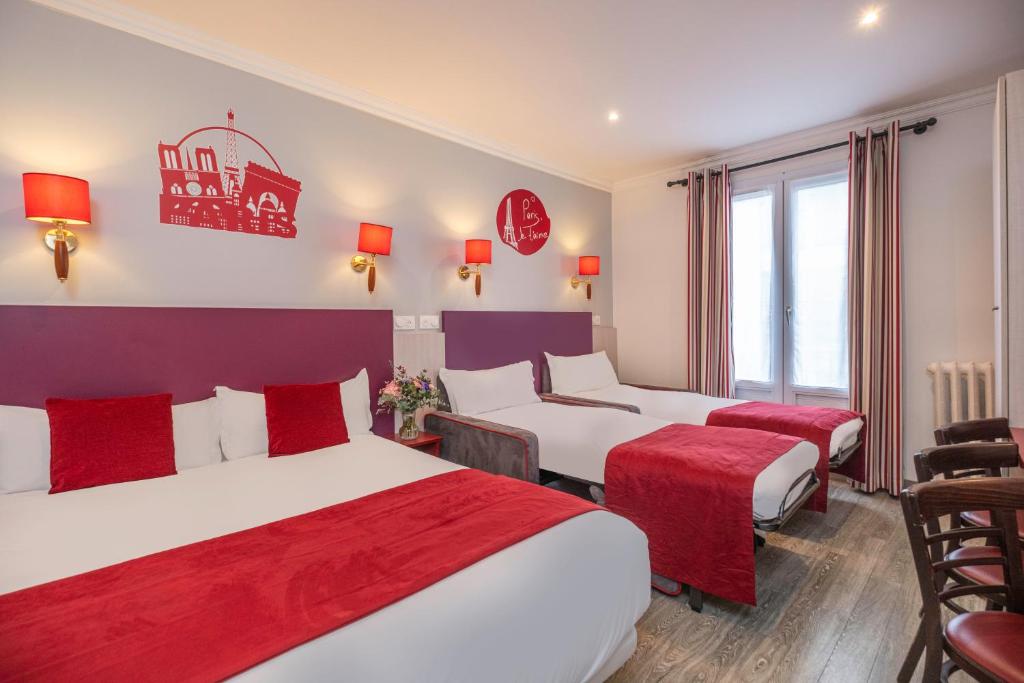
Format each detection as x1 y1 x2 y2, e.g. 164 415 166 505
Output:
377 365 441 439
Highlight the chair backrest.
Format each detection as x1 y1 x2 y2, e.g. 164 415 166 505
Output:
935 417 1012 445
914 442 1020 483
901 477 1024 620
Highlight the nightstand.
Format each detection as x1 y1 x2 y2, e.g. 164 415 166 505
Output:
384 431 443 457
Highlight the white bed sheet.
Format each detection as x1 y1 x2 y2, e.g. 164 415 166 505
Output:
570 384 863 457
0 435 650 683
477 402 820 521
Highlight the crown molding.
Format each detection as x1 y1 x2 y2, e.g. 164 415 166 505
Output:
613 83 998 191
29 0 614 192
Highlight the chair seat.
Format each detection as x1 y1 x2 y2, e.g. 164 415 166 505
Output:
961 509 1024 540
947 545 1024 585
945 612 1024 683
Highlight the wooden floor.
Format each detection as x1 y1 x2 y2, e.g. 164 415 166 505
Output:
607 475 960 683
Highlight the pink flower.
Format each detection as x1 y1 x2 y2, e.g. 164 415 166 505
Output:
383 380 401 397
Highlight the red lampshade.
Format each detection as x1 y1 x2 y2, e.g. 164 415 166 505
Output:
23 173 91 225
357 223 393 255
578 255 600 276
465 239 492 265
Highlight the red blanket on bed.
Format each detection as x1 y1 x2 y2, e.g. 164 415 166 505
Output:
0 469 598 683
706 402 864 512
605 423 801 605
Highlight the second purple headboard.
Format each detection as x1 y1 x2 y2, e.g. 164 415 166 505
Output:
441 310 593 390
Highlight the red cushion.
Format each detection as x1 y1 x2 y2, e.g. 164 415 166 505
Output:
264 383 349 456
46 394 176 494
945 612 1024 683
961 509 1024 540
947 545 1024 586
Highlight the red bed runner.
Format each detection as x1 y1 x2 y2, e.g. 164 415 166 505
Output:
0 469 598 683
706 402 864 512
604 423 802 605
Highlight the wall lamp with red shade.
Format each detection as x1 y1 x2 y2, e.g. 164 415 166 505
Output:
571 255 600 300
351 223 392 293
457 239 491 296
22 173 91 283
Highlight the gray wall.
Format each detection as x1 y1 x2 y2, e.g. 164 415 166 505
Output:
0 1 612 323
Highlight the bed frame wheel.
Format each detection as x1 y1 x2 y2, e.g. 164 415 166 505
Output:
688 587 703 613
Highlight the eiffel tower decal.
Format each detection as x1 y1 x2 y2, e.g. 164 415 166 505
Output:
501 196 518 249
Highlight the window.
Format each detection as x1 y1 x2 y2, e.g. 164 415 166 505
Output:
731 190 774 384
731 167 849 406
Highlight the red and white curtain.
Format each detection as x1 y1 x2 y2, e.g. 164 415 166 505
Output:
685 165 734 398
848 122 903 495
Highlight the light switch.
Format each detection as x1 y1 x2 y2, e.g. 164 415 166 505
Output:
419 315 440 330
592 315 601 326
394 315 416 330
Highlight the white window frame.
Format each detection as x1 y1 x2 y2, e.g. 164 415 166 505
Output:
731 159 850 409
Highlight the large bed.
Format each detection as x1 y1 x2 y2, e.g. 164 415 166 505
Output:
0 436 649 682
0 305 651 682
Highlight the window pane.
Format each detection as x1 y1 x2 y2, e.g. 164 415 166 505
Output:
790 177 849 390
731 190 774 384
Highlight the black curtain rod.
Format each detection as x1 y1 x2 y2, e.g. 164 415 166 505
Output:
666 117 937 188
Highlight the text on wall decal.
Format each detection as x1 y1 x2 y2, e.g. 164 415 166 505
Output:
157 110 302 238
496 189 550 255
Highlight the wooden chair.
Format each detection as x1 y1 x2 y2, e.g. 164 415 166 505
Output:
935 417 1013 446
915 442 1022 548
899 477 1024 682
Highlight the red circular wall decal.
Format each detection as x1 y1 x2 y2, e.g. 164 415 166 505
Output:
495 189 550 255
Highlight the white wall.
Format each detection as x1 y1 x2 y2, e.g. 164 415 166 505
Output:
0 1 611 323
613 93 996 480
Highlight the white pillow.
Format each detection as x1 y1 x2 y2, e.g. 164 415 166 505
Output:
545 351 619 395
216 369 374 461
340 368 374 436
171 398 223 471
439 361 540 416
0 405 50 494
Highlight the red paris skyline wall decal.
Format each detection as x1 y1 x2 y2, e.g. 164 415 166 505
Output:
496 189 550 255
158 110 302 238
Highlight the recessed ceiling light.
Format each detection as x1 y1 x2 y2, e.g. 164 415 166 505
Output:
859 6 880 27
607 110 620 123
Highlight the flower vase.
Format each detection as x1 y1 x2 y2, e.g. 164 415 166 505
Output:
399 412 419 440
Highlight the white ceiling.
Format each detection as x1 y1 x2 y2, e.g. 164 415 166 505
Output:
50 0 1024 187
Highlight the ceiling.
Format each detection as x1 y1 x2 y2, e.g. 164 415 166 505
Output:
56 0 1024 187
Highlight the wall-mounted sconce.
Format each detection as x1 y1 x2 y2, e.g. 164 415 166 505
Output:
22 173 91 283
571 255 600 300
458 239 492 296
351 222 392 293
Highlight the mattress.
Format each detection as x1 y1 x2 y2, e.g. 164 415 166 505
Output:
0 435 651 682
570 384 863 456
478 402 820 521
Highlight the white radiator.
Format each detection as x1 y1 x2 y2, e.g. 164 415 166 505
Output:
926 361 995 428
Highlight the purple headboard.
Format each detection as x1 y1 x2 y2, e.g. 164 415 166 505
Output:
441 310 592 390
0 306 394 435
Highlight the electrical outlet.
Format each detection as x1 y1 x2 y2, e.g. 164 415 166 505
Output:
592 315 601 326
419 314 440 330
393 315 416 331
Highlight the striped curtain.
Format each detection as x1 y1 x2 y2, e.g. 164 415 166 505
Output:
848 122 902 495
685 165 734 398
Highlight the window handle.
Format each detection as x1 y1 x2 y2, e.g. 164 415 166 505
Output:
785 305 792 325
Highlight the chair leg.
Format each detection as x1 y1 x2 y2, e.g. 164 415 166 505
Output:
688 587 703 613
921 626 944 683
897 620 926 683
939 658 958 683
